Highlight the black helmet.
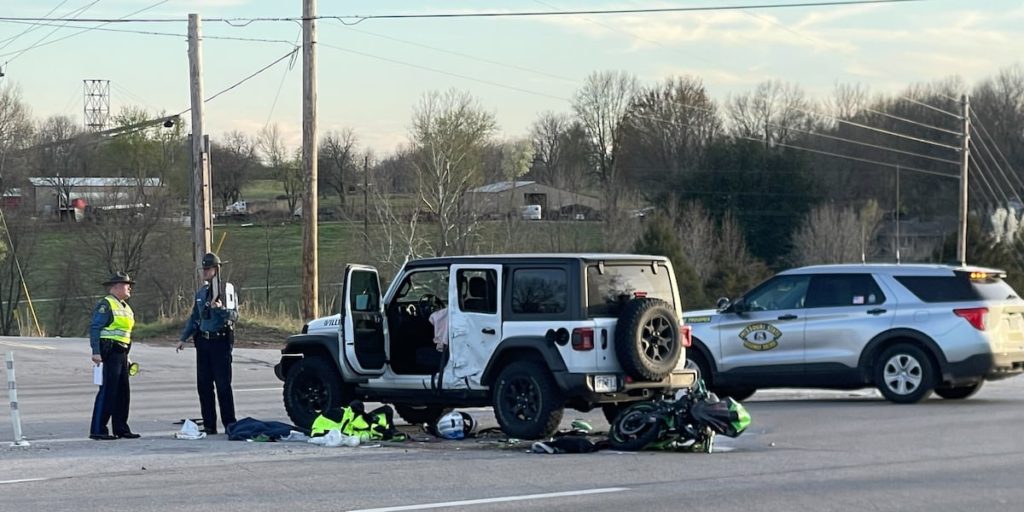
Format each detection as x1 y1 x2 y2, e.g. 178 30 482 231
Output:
102 271 135 286
201 252 222 269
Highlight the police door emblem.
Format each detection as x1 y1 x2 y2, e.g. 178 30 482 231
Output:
739 323 782 351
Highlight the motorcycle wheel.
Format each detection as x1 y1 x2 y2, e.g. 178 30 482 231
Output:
609 402 662 451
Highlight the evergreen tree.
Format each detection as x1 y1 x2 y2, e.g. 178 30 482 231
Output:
633 214 707 309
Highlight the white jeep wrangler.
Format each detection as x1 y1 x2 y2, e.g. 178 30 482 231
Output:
275 254 697 439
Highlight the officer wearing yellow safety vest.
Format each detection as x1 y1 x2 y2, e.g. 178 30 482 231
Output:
89 272 141 440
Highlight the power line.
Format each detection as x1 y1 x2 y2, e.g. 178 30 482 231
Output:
0 0 70 50
3 0 99 64
0 19 297 46
0 1 935 24
629 111 959 179
318 42 570 102
176 46 301 117
971 128 1024 201
794 104 961 151
331 20 579 84
969 111 1024 192
898 96 961 119
862 108 961 137
263 29 302 129
0 0 169 62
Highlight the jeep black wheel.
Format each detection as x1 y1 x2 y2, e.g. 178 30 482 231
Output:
935 381 984 400
394 404 449 425
283 357 351 429
615 299 682 381
493 360 564 440
875 344 935 404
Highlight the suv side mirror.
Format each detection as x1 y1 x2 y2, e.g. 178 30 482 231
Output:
728 298 748 314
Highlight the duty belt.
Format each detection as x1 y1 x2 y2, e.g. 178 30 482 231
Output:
201 329 231 340
101 339 130 349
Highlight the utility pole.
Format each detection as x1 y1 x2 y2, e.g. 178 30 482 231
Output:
957 94 970 267
301 0 319 320
363 155 369 260
188 13 212 277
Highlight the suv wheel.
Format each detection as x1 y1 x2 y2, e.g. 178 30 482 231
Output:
283 357 351 428
394 405 449 425
935 381 984 400
492 360 564 439
875 344 935 403
615 298 682 381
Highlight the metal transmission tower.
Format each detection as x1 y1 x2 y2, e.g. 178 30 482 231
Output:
83 79 110 131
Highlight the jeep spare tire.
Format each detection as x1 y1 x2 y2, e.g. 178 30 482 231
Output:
615 298 681 381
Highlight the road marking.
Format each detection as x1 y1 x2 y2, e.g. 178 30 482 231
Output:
348 487 630 512
0 340 55 350
0 478 50 485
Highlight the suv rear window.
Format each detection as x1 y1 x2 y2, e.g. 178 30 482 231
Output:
587 263 675 317
895 273 1020 303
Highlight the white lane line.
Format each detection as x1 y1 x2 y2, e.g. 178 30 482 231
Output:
0 340 55 350
348 487 630 512
235 387 281 392
0 478 50 485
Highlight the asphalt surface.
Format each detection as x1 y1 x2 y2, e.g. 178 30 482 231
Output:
1 336 1023 512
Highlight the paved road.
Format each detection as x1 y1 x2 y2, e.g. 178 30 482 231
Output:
1 336 1023 512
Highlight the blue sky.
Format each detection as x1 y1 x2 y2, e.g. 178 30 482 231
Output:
1 0 1022 154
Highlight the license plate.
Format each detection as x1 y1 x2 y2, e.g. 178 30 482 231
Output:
593 375 618 393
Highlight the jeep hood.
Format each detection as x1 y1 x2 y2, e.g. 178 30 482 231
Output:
305 313 341 334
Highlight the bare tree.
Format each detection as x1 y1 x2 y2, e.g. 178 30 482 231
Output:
790 200 884 266
410 89 497 256
0 85 33 197
620 76 722 201
319 129 358 211
572 70 639 216
529 112 591 190
368 148 432 276
211 130 257 209
726 79 816 147
671 201 718 280
258 123 302 214
0 213 38 335
826 82 871 121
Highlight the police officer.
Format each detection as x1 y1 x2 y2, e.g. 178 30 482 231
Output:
177 252 238 435
89 271 141 440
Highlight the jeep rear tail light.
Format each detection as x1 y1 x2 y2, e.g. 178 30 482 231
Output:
572 327 594 351
680 324 692 347
954 307 988 331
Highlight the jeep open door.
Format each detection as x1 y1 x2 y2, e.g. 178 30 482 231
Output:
341 264 387 376
446 264 503 389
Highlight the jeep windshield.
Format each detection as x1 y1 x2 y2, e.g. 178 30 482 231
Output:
586 263 675 317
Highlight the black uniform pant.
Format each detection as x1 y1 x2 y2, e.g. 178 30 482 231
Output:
91 340 131 436
195 331 237 431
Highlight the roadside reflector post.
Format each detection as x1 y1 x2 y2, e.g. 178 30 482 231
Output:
5 351 30 447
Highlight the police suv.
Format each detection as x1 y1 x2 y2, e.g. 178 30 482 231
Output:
275 254 697 439
684 264 1024 403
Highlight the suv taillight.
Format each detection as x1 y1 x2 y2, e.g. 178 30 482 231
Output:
572 327 594 351
680 324 692 347
954 307 988 331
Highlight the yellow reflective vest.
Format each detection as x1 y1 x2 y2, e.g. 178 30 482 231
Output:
99 295 134 344
310 406 392 441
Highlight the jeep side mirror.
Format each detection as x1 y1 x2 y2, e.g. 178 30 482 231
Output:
716 297 731 311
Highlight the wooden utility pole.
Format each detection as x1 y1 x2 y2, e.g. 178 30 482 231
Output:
957 94 970 266
188 13 212 277
301 0 319 319
363 155 369 259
